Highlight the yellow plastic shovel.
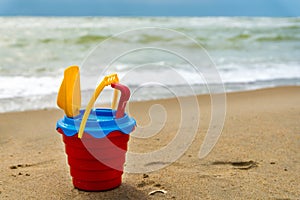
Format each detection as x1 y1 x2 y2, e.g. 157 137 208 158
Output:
78 73 119 138
57 66 81 117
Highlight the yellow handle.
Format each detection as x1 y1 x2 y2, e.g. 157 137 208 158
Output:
78 73 119 138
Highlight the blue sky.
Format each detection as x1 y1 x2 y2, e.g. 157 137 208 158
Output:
0 0 299 17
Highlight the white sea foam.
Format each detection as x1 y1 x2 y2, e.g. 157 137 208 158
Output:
0 76 62 98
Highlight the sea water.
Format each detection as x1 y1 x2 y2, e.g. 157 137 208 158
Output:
0 17 299 112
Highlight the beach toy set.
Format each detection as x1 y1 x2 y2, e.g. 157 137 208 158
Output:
56 66 136 191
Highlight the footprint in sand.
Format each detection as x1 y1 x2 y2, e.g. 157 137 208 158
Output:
211 160 258 170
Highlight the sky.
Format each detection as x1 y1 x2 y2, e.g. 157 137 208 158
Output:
0 0 299 17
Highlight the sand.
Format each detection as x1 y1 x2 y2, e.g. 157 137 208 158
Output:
0 86 299 199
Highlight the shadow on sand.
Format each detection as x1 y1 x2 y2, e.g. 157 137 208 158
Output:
70 183 148 199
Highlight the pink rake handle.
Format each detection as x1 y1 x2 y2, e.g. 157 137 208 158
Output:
111 83 130 118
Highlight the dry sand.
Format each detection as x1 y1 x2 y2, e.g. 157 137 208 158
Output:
0 86 299 199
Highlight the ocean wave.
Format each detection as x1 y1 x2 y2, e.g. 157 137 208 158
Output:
0 76 61 99
39 34 108 44
2 62 298 99
1 17 300 113
227 33 251 41
255 34 300 42
75 35 108 44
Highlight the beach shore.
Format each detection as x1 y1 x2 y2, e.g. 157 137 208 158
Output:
0 86 299 199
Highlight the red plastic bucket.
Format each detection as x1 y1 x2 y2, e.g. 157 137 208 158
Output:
56 83 135 191
57 128 130 191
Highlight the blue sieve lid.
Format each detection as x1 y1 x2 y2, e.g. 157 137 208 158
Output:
56 108 136 138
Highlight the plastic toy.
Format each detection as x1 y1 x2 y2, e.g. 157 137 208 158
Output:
56 67 135 191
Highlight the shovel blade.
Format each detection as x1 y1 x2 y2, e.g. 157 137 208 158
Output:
57 66 81 117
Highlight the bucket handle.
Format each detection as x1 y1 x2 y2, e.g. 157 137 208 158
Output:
111 83 130 118
78 74 119 138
